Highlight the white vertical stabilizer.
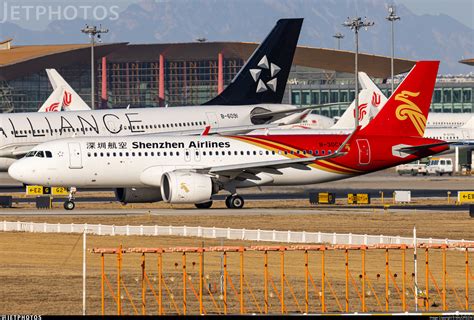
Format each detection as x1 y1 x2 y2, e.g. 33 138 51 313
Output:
46 69 91 111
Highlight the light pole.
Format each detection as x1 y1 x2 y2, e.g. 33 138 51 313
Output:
81 25 109 109
343 17 374 128
386 5 401 95
333 32 344 50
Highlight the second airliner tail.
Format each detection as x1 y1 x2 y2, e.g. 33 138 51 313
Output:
203 18 303 105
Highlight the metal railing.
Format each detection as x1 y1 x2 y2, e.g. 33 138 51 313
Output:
2 220 473 246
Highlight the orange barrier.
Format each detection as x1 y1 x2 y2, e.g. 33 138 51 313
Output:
91 243 474 315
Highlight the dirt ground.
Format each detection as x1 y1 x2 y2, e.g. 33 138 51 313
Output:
1 207 474 315
0 231 472 315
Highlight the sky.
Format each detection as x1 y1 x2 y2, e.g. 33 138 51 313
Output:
1 0 473 31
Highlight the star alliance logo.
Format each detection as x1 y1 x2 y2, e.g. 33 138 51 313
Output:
249 55 280 93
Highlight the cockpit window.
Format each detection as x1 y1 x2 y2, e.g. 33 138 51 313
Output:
25 150 52 158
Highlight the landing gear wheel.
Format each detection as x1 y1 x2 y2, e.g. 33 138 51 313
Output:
195 201 213 209
225 195 233 208
64 200 75 210
228 195 244 209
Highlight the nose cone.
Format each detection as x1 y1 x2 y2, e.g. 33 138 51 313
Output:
8 160 22 181
8 160 28 183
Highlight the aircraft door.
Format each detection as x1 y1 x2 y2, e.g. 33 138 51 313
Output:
184 149 191 162
68 142 83 169
356 139 371 165
206 112 219 128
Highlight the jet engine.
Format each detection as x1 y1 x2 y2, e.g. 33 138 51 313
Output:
161 171 218 204
115 187 163 204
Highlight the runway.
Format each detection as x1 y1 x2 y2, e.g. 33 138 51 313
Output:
0 203 471 216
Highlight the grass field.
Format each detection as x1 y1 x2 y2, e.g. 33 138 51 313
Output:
1 205 474 315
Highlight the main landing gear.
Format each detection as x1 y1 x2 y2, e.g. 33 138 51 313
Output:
64 187 77 210
225 195 244 209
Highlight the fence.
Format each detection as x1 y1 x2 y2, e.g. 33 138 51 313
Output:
91 243 474 315
2 220 474 246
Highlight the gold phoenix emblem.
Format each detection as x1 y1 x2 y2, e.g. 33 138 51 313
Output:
180 182 190 193
395 91 426 136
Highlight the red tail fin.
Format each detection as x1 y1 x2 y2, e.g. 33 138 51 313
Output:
361 61 439 137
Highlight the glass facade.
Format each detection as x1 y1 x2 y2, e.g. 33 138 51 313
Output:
0 49 472 115
290 82 474 116
1 57 244 113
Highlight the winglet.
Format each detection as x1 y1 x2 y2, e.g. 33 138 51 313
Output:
201 126 211 136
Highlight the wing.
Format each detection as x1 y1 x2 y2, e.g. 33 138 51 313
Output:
131 123 282 137
0 143 39 158
199 127 359 179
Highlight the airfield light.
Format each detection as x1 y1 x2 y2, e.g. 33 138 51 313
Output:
81 25 109 109
333 32 344 50
343 17 375 128
386 5 401 95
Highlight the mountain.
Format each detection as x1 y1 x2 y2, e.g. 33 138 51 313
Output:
0 0 472 74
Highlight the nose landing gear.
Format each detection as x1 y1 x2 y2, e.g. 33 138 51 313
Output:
63 187 77 210
225 194 244 209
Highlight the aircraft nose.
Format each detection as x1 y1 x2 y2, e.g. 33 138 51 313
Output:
8 160 27 182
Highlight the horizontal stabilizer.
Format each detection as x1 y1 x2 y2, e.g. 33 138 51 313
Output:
396 141 452 153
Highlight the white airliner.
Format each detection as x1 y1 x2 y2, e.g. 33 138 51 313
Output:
0 19 315 170
9 61 449 210
294 72 473 130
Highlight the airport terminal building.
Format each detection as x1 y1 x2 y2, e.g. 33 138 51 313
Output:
0 38 472 115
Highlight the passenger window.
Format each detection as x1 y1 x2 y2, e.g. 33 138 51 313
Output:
170 152 174 156
253 151 256 155
94 152 98 157
315 150 319 155
322 150 325 155
138 152 142 156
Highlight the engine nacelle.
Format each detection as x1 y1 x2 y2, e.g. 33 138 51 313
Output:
115 187 163 204
161 171 217 204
